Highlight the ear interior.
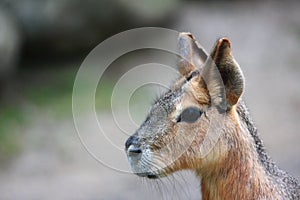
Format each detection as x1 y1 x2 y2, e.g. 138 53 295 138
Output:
202 38 245 109
178 32 208 77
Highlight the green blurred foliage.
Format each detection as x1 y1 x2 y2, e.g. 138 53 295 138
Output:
0 63 115 161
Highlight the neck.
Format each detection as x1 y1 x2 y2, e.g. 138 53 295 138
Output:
199 103 281 200
200 148 279 200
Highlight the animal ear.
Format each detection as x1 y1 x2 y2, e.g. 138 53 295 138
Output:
177 32 208 77
202 38 244 109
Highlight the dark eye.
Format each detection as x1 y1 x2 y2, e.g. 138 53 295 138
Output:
177 107 202 123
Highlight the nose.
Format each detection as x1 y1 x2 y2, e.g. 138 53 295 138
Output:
125 135 139 150
125 135 142 156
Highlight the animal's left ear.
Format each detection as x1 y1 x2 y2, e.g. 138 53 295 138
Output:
177 32 208 77
203 38 245 109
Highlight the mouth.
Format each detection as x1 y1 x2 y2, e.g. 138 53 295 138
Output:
146 174 160 179
126 145 167 180
136 172 160 179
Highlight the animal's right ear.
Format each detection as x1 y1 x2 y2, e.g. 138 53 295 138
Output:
177 32 208 77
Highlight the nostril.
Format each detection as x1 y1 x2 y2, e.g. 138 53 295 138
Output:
129 147 142 154
127 145 142 156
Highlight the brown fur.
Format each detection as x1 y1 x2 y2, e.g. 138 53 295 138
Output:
125 33 300 200
198 109 280 200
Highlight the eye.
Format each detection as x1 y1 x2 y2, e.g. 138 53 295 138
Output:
177 107 202 123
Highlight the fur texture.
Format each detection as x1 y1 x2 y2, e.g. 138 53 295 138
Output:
125 33 300 199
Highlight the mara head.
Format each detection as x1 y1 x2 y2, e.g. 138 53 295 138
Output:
125 33 245 179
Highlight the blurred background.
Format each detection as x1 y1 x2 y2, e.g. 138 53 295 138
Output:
0 0 299 199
